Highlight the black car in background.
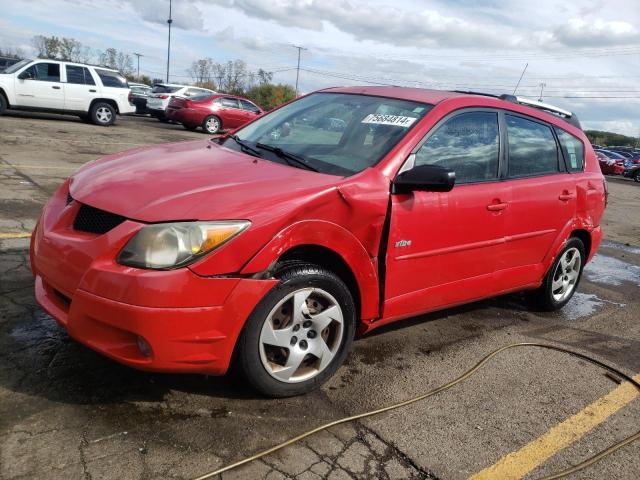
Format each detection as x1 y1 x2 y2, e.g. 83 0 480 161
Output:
129 83 152 114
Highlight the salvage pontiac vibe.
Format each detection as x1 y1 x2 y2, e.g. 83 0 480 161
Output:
31 87 606 397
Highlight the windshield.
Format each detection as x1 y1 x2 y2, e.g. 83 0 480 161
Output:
228 92 432 176
3 59 31 74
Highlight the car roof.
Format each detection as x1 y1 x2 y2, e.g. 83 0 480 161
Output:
321 86 463 104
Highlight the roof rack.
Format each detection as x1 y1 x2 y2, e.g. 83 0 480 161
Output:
453 90 581 129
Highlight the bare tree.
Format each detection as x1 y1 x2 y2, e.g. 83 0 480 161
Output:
32 35 61 59
99 48 133 75
187 58 215 86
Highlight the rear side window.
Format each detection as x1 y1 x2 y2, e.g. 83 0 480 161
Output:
95 69 128 88
220 97 240 108
555 128 585 172
65 65 95 85
506 115 559 177
415 111 500 184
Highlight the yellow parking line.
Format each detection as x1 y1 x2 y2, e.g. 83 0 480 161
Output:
470 373 640 480
0 232 32 239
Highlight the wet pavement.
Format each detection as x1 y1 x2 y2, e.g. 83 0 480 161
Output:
1 112 639 479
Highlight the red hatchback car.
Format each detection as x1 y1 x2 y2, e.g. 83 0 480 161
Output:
31 87 606 397
166 93 262 134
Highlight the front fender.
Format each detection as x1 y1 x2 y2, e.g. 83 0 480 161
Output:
240 220 380 320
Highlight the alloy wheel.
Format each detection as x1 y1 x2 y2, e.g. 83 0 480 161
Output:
259 288 344 383
551 247 581 302
96 107 112 124
205 117 219 133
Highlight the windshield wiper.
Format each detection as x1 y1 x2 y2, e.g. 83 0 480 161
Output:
227 134 263 158
255 143 319 172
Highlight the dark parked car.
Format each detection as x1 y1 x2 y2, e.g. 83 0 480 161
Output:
129 83 152 114
0 56 21 72
623 164 640 182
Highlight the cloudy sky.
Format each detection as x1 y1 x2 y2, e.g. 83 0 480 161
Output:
2 0 639 135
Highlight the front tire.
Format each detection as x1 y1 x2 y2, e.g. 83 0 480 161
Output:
202 115 221 134
634 170 640 183
90 102 116 126
0 94 7 115
237 263 356 397
528 237 585 311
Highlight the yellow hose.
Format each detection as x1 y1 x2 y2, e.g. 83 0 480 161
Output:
192 342 640 480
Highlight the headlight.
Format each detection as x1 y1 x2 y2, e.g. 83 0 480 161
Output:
117 221 250 269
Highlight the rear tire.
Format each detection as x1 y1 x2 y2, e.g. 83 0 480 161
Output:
527 237 585 311
236 263 356 397
634 170 640 183
202 115 221 134
90 102 116 126
0 94 7 115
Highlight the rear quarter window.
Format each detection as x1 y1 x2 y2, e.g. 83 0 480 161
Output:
95 69 128 88
555 128 585 172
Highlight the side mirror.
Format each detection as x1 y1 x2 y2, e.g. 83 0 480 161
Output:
393 164 455 194
19 71 34 80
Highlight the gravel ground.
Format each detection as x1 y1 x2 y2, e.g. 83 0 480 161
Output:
1 110 638 480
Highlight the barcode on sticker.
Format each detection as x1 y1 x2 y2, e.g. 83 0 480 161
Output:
361 114 417 127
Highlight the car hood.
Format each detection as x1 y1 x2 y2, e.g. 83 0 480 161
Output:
69 139 342 223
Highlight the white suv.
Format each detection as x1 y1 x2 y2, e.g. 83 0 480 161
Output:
0 59 135 126
146 83 215 121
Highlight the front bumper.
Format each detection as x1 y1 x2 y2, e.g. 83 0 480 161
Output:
30 184 277 375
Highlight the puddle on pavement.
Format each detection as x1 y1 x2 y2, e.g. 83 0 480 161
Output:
600 240 640 256
584 254 640 287
562 292 625 320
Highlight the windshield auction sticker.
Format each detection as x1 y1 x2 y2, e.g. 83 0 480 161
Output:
361 114 417 127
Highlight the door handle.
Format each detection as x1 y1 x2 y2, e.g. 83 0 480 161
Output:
558 191 574 201
487 201 508 211
52 86 61 89
89 89 97 92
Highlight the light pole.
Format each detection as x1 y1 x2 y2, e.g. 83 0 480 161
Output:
166 0 172 83
291 44 307 97
133 53 143 81
538 82 546 102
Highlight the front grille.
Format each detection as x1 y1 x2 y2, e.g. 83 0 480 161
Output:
73 203 126 234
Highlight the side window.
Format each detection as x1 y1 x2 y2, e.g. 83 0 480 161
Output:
555 128 585 172
240 99 260 112
506 115 559 177
83 67 96 85
221 97 240 108
414 111 499 184
32 63 60 82
66 65 86 84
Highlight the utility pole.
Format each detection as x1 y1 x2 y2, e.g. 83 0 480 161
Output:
538 82 546 102
166 0 173 83
133 53 143 81
291 44 307 97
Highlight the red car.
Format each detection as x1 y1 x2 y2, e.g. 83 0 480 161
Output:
166 93 262 134
596 151 625 175
30 87 606 397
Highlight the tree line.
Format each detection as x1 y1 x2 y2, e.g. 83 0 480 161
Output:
585 130 639 147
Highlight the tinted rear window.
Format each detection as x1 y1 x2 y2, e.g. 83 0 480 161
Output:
152 85 181 93
506 115 559 177
66 65 95 85
95 69 128 88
